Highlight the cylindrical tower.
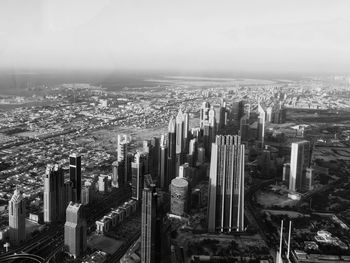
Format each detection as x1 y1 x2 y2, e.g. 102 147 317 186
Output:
170 178 188 216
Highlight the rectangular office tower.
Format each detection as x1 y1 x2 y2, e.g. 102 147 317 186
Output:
44 164 65 223
208 135 245 233
64 202 87 259
8 189 26 246
70 154 81 203
289 140 311 192
141 185 158 263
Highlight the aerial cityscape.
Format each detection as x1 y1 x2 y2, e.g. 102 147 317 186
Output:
1 1 350 263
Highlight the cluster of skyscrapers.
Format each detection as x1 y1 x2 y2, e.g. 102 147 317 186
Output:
7 99 249 261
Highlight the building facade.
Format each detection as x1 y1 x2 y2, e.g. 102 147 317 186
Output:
8 189 26 245
64 202 87 259
44 164 65 223
208 135 245 233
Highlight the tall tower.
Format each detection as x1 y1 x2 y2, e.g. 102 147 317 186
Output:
117 134 128 162
151 137 160 178
183 112 190 152
158 135 168 190
208 135 245 233
167 117 176 183
70 153 81 203
200 102 210 129
44 164 65 223
64 202 87 259
257 103 266 147
175 109 184 155
141 184 158 263
8 189 26 245
289 140 311 192
176 109 185 177
208 106 216 145
132 152 145 201
117 134 129 184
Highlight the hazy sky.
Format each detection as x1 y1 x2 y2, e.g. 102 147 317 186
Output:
0 0 350 73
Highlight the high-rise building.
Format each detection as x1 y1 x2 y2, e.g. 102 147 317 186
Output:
213 104 225 131
64 202 87 259
257 104 266 146
175 109 184 155
179 163 190 179
141 184 158 263
175 110 186 176
200 102 210 129
117 134 129 162
305 168 314 191
132 152 146 201
170 178 188 216
266 106 273 123
64 180 73 209
289 141 311 192
208 135 245 233
70 153 81 203
187 138 198 167
197 147 205 165
117 134 130 183
183 112 190 149
158 135 168 190
283 163 290 183
231 101 244 123
167 117 176 183
44 164 65 223
8 189 26 245
111 161 124 188
151 137 160 178
98 175 108 192
208 107 216 144
81 185 90 205
240 115 250 141
143 140 154 177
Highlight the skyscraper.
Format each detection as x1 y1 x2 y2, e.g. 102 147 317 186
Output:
8 189 26 245
289 140 311 192
175 109 184 155
117 134 130 183
70 153 81 203
158 135 168 189
151 137 160 178
208 135 245 233
44 164 65 223
183 112 190 153
231 101 244 123
257 103 266 147
112 160 124 188
208 106 216 146
64 202 87 259
213 104 225 131
117 134 129 162
167 117 176 183
200 102 210 129
170 177 188 216
141 184 158 263
132 152 145 201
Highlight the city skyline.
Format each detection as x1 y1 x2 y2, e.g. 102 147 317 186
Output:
1 2 350 262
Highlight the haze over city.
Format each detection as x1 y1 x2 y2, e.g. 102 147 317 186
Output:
1 1 350 263
0 0 350 73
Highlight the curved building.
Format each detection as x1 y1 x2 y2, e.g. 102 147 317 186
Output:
170 178 188 216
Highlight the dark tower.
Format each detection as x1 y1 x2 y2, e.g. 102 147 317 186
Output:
70 154 81 203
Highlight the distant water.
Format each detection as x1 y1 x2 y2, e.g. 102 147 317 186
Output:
0 69 307 96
